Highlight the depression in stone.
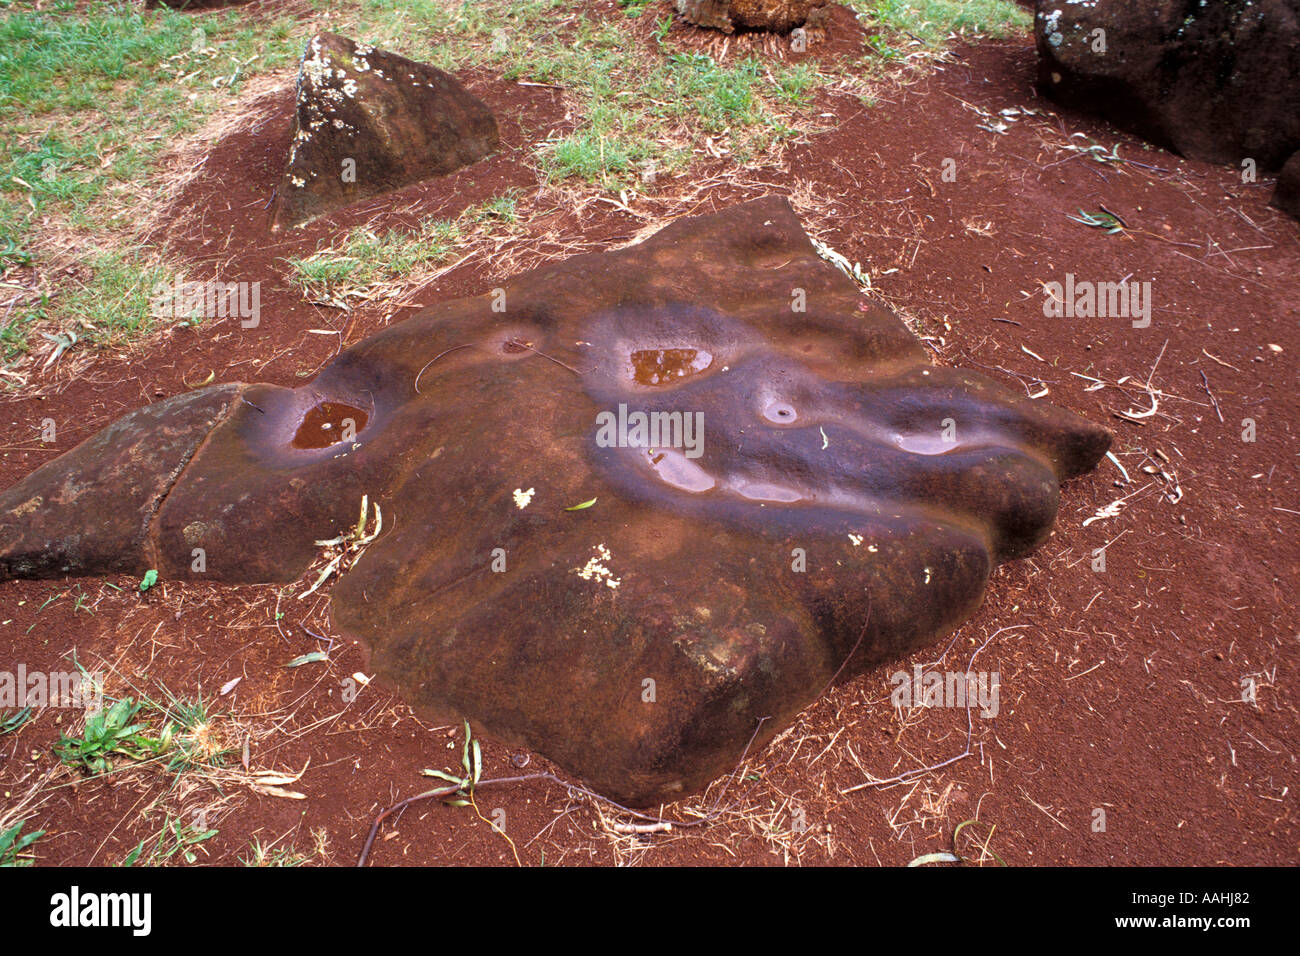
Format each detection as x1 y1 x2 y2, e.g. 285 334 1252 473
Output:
0 197 1110 805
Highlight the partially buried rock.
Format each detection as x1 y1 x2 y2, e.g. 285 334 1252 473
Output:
675 0 825 33
0 197 1110 805
1034 1 1300 173
1272 152 1300 220
272 33 498 230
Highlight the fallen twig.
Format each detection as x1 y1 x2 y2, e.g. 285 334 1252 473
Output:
841 625 1021 793
1200 370 1223 423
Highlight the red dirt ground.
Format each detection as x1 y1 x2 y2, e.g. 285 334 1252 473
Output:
1 9 1296 866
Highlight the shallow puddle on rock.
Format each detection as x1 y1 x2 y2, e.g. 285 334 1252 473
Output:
894 432 957 456
732 478 805 503
629 348 713 386
292 402 368 449
643 447 716 492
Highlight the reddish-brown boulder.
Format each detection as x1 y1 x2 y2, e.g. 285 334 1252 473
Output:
272 33 498 230
1035 0 1300 172
1272 152 1300 220
0 198 1110 804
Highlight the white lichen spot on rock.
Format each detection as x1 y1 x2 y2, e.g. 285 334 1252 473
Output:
274 33 499 230
301 38 330 85
574 544 620 590
512 487 535 509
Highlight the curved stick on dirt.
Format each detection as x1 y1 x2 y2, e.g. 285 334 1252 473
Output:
840 624 1021 793
355 772 711 867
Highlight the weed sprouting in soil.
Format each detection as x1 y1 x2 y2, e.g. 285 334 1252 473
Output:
0 706 34 736
120 813 219 867
55 683 231 776
0 820 43 867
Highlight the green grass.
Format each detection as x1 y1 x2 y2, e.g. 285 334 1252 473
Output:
288 218 465 300
849 0 1030 45
240 838 314 867
35 676 230 864
0 706 34 736
120 813 218 866
0 0 1029 363
285 191 524 301
0 820 42 867
54 685 229 776
0 3 301 225
0 0 303 360
141 686 232 771
54 696 163 774
47 249 173 346
501 17 813 184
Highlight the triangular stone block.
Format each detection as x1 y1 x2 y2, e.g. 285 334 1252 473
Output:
272 33 499 230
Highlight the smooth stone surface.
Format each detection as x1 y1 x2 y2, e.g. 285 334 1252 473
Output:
0 386 239 581
1272 151 1300 221
1035 0 1300 171
0 197 1111 804
272 33 498 230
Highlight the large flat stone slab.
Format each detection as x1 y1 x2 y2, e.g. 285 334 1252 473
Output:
0 197 1110 804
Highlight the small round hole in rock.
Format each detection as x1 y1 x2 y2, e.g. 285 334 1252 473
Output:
292 402 369 449
763 401 797 424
